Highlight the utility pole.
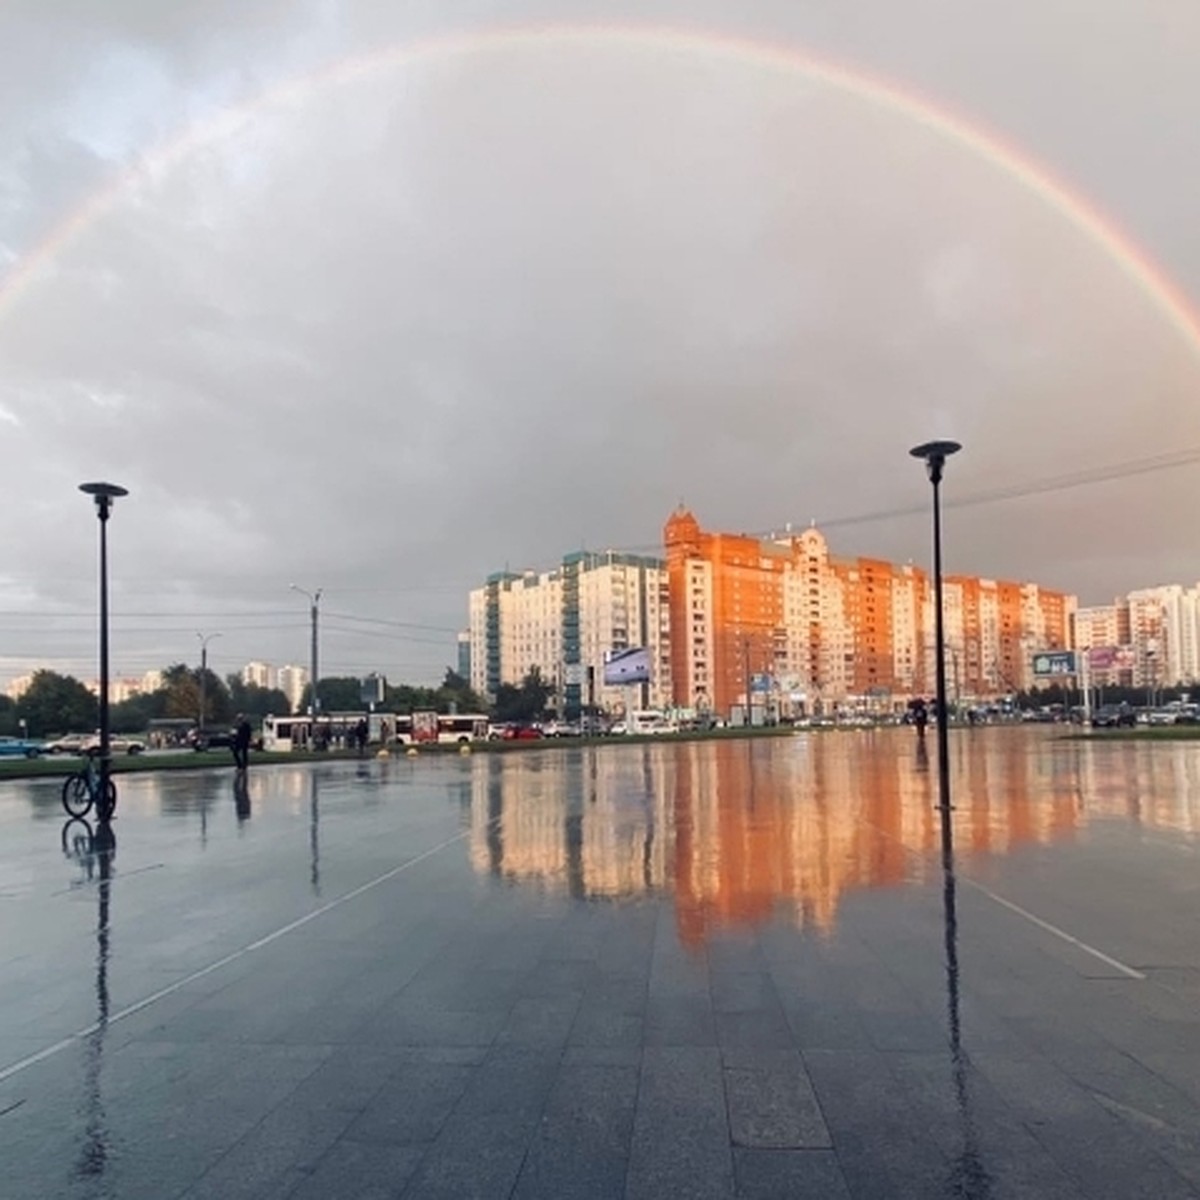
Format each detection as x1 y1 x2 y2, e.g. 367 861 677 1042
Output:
196 631 222 734
291 585 323 725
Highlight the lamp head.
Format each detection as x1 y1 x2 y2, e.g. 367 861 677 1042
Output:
79 481 129 518
909 440 961 484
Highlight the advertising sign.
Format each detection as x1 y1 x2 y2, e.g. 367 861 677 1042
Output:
1032 651 1076 677
603 647 651 686
750 673 771 694
563 663 584 686
359 673 386 705
1085 646 1137 671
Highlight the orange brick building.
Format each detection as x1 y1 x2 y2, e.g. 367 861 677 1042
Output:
664 507 1074 714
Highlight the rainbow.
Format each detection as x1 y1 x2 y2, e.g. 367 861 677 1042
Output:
4 22 1200 355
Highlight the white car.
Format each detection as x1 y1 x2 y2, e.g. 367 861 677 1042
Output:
82 734 147 756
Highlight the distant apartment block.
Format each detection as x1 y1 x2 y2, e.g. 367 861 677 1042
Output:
664 507 1075 713
468 551 671 714
1072 584 1200 688
242 661 276 689
275 664 308 712
456 632 471 682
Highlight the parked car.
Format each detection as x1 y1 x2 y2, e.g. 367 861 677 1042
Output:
44 733 92 755
1091 706 1136 729
82 734 146 755
0 736 48 758
502 724 544 741
189 729 234 751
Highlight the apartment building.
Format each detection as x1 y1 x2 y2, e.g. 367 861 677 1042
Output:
1074 586 1200 688
468 552 671 713
242 661 276 689
664 507 1074 713
275 664 308 713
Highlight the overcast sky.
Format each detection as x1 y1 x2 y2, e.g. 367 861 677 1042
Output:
2 0 1198 688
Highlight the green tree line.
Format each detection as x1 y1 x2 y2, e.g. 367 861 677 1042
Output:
0 665 510 737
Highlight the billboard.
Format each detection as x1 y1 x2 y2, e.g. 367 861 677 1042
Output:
1086 646 1136 671
1032 651 1076 677
603 647 652 686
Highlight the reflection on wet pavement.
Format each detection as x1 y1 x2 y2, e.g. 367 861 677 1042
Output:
466 730 1200 944
2 729 1200 1199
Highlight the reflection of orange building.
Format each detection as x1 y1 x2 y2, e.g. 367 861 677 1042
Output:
665 507 1074 712
462 731 1184 948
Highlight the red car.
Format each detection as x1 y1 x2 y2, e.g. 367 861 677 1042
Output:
502 724 544 740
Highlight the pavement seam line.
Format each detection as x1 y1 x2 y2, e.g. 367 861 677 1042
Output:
964 881 1146 980
0 825 479 1086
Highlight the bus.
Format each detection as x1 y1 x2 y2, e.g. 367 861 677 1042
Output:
409 712 489 745
261 711 488 752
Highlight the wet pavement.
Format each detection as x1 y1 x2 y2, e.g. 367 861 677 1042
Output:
2 727 1199 1199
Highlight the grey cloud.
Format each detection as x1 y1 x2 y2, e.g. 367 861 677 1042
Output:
1 0 1198 683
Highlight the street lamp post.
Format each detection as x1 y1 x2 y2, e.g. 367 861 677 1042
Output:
196 631 222 734
910 440 962 830
79 482 128 816
290 584 323 725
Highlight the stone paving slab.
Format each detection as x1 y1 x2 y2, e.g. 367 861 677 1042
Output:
2 739 1200 1198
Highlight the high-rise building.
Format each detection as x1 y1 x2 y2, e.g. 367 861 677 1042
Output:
664 507 1074 713
1074 586 1200 689
242 661 276 689
275 664 308 713
468 551 671 714
456 631 471 682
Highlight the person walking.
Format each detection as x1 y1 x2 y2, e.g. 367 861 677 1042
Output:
232 714 253 771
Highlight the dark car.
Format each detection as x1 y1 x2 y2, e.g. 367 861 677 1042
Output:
1091 706 1136 729
188 729 236 751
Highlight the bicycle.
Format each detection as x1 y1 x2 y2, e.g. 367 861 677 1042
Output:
62 750 117 820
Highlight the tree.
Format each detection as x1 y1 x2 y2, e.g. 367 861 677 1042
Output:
226 674 291 717
112 690 167 733
0 694 15 736
297 676 367 714
492 668 554 724
160 663 232 726
437 668 486 715
15 670 97 736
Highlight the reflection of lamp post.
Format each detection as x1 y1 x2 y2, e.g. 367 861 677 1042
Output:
79 482 128 816
196 631 222 734
909 441 961 828
290 584 323 722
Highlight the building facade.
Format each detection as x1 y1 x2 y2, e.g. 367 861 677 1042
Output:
664 507 1075 714
1072 585 1200 689
468 552 671 714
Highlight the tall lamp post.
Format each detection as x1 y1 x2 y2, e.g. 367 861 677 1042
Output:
79 482 128 815
290 584 323 724
196 631 222 734
909 440 962 830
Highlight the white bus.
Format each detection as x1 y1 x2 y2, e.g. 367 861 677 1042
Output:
261 711 488 752
409 712 489 745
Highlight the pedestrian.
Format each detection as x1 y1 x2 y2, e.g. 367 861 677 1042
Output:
355 718 368 755
232 713 252 771
912 698 928 739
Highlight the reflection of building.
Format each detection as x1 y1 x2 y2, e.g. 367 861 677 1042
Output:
468 552 671 713
664 507 1074 714
465 732 1171 947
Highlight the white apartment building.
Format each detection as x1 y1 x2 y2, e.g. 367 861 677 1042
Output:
242 661 276 689
1073 585 1200 689
469 552 671 713
275 664 308 712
